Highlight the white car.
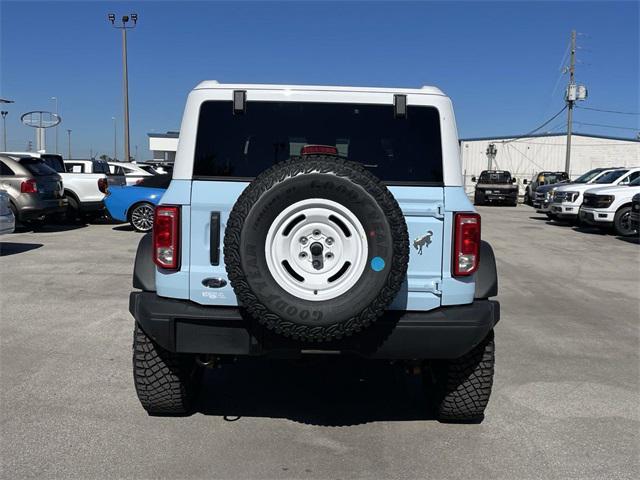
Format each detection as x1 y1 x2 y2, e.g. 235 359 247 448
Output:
579 176 640 236
0 189 15 234
108 162 153 186
549 167 640 222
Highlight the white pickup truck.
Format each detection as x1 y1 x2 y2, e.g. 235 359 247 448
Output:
579 176 640 236
2 152 121 220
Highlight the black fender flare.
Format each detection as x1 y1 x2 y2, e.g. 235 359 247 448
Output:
133 233 156 292
474 240 498 299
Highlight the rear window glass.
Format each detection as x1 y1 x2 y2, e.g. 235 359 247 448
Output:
0 160 14 175
194 101 443 183
19 158 57 176
134 175 171 189
478 171 512 183
110 165 126 175
40 154 65 173
537 172 567 184
93 161 110 174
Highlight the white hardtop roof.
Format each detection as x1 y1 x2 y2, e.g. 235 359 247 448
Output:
193 81 445 96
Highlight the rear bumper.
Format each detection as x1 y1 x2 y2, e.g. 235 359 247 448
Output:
79 201 105 213
129 292 500 360
18 197 67 220
477 191 518 203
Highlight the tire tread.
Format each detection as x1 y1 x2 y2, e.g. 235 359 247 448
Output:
132 323 196 415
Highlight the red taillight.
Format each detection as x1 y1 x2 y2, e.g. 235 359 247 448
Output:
300 144 338 156
153 205 180 270
20 179 38 194
98 178 108 194
453 213 480 276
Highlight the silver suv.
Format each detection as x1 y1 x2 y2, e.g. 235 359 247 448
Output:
0 155 67 225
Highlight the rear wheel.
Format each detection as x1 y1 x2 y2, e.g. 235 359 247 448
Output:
427 330 495 423
613 206 636 237
65 195 81 223
132 323 200 415
129 202 155 232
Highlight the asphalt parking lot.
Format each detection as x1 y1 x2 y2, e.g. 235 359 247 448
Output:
1 206 638 480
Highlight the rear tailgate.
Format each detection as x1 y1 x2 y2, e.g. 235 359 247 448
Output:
188 182 444 311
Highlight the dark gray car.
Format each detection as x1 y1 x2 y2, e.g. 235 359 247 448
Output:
0 155 67 225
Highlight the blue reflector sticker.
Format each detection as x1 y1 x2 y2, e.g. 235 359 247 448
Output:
371 256 385 272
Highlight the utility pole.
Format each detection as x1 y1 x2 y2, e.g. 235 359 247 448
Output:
108 13 138 163
564 30 576 175
67 129 72 159
1 111 7 151
51 97 58 153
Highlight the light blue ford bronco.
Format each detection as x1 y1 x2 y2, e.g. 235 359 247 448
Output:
130 82 500 421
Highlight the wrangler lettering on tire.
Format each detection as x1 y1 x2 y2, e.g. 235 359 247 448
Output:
224 156 409 342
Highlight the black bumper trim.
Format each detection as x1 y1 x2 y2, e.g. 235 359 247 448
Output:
79 201 105 213
129 292 500 359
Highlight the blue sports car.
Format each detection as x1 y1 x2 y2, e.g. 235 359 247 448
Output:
104 175 170 232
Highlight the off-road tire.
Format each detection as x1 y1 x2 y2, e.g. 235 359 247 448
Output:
224 155 409 343
132 323 199 415
430 330 495 422
613 206 636 237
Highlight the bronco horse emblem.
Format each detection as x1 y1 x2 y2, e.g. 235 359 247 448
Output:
413 231 433 255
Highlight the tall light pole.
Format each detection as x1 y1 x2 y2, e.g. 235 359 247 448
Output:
112 116 117 160
67 129 72 159
51 97 58 153
1 111 7 151
108 13 137 163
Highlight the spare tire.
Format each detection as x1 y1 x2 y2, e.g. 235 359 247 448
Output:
224 156 409 342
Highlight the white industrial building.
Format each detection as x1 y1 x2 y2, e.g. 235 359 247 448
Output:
460 132 639 194
147 130 639 194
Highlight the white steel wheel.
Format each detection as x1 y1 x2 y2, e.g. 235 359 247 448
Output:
264 198 368 302
130 203 155 232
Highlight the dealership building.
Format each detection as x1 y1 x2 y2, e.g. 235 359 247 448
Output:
148 130 639 193
148 131 179 163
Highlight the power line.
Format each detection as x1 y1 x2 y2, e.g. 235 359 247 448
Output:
576 106 640 115
574 121 639 131
503 141 546 172
501 106 567 144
